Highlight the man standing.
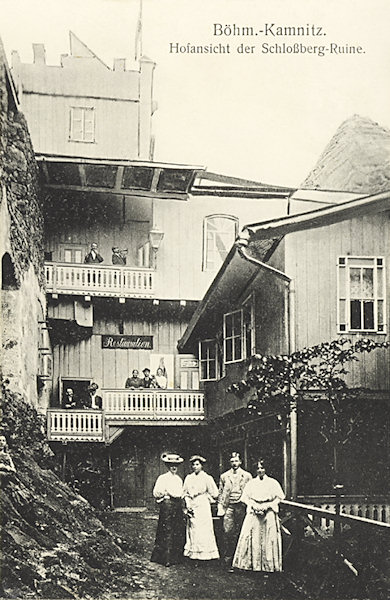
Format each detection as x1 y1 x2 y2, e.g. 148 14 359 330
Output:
112 247 127 265
84 242 104 264
63 388 77 409
217 452 252 570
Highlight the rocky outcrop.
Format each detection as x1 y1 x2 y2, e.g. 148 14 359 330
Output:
302 115 390 193
0 385 146 599
0 40 44 286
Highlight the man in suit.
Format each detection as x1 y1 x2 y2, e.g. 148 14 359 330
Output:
217 452 252 570
112 247 127 265
84 243 104 264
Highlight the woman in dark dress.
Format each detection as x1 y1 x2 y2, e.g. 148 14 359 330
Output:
151 453 185 566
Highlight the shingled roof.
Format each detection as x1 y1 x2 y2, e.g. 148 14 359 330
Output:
302 115 390 194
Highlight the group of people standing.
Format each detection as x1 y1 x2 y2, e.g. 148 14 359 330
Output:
125 368 168 390
63 383 102 410
84 242 128 266
151 452 285 574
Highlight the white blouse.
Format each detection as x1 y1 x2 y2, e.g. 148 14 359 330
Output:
182 471 219 501
153 471 183 502
241 475 285 513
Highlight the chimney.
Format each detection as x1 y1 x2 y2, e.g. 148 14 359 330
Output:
113 58 126 71
32 43 46 64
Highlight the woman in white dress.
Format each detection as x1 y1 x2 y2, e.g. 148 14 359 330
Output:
182 455 220 561
232 458 285 572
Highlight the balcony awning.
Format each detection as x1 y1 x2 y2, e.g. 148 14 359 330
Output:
37 154 204 200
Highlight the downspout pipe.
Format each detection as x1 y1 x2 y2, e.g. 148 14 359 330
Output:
236 234 297 498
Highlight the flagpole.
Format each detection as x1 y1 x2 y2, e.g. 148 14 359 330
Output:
135 0 143 62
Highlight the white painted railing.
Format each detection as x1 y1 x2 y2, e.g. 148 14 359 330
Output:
297 496 390 531
47 409 104 442
102 389 205 421
45 262 155 298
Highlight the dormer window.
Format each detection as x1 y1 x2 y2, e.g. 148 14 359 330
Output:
69 107 95 143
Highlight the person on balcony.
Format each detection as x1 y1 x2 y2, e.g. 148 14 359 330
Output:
84 383 102 410
232 458 285 573
151 453 185 567
182 455 220 562
217 452 252 571
64 388 77 409
155 367 168 389
84 243 104 264
125 369 143 389
111 246 127 265
141 368 157 388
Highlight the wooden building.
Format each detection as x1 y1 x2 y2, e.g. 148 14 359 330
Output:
178 189 390 517
11 32 156 160
40 153 296 507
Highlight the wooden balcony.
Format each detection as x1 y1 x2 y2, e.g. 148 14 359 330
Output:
45 262 155 298
47 391 205 442
47 409 104 442
103 389 205 424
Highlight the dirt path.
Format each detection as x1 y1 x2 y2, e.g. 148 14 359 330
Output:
101 511 297 600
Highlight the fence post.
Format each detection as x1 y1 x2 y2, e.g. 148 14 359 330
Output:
334 484 344 538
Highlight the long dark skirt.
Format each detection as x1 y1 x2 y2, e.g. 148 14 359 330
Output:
151 498 185 566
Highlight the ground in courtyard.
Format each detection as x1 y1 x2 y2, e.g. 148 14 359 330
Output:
100 510 299 600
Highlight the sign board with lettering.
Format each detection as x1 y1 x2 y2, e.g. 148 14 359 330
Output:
101 335 153 350
180 358 199 368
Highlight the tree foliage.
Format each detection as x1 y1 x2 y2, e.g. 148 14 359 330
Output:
228 338 389 468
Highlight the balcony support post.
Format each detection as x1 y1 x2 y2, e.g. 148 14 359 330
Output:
107 447 114 509
62 444 67 482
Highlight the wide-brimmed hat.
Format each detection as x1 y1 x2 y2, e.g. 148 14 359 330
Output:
161 452 184 464
189 455 206 463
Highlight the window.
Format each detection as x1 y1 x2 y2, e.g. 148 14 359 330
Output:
203 215 238 271
199 339 218 381
69 107 95 143
338 257 386 333
223 310 243 363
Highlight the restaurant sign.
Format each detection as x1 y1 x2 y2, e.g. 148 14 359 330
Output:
102 335 153 350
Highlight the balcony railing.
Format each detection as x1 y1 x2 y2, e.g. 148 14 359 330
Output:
102 389 205 422
47 409 104 442
47 391 205 442
45 262 155 298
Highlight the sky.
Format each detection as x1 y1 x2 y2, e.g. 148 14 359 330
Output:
1 0 390 187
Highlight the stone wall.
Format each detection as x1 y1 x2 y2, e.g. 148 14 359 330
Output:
0 39 49 409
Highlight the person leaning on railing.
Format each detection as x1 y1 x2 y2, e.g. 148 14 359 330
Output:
84 242 104 264
125 369 144 389
111 246 127 265
63 388 77 409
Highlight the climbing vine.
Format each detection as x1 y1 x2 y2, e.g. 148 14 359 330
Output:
229 337 389 482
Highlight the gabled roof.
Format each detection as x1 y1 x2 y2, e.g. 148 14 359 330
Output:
177 189 390 352
243 189 390 240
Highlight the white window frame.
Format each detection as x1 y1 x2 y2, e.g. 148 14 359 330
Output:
223 309 244 364
69 107 95 143
199 339 218 381
202 214 238 272
337 256 386 334
243 293 256 358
